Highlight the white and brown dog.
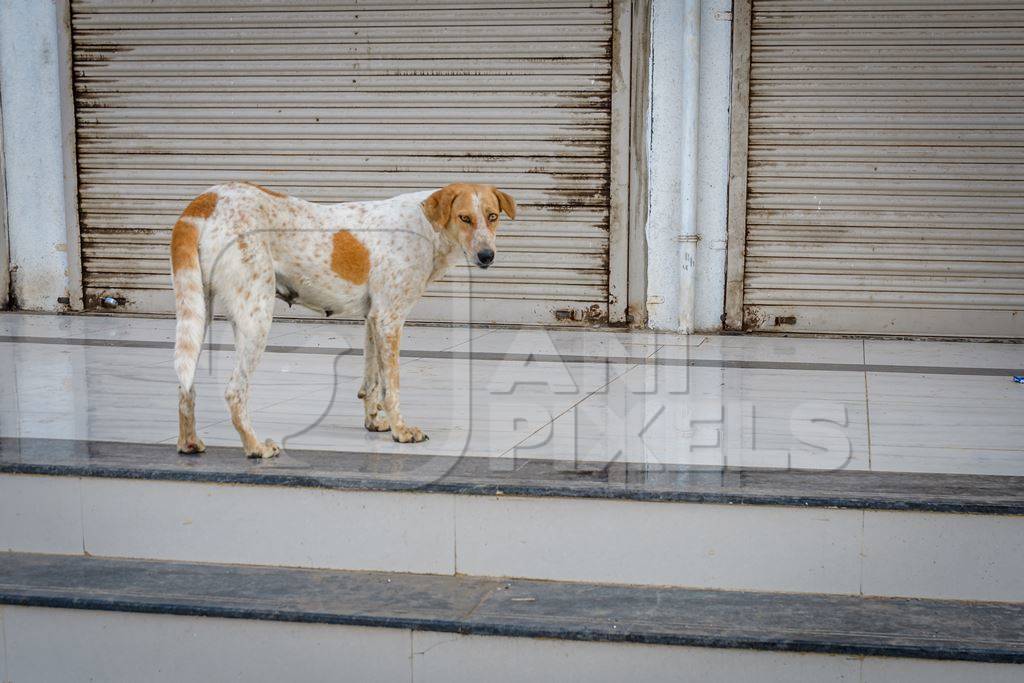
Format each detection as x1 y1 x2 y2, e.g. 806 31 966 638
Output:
170 182 515 457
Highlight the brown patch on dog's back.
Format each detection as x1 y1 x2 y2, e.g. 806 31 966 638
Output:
244 181 287 199
330 230 370 285
181 192 218 220
171 219 200 272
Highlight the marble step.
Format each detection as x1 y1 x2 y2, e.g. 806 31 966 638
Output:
2 437 1023 602
0 552 1022 683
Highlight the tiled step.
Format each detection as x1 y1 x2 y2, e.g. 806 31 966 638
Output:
2 437 1023 601
0 553 1022 682
4 314 1024 475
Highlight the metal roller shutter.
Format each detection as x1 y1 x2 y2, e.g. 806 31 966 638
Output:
71 0 623 325
732 0 1024 337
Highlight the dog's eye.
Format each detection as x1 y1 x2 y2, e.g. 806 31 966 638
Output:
488 213 498 222
459 215 472 224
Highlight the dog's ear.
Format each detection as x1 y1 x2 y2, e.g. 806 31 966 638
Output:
422 186 455 231
493 188 516 220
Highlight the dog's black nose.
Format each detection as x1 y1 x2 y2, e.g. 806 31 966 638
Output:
476 249 495 267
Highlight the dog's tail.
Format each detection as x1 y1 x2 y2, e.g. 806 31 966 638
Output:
171 192 217 393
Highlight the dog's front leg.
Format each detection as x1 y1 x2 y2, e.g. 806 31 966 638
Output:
371 313 427 443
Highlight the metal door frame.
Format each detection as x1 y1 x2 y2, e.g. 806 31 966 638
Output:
608 0 634 324
0 88 8 308
58 0 83 310
723 0 752 331
625 0 651 327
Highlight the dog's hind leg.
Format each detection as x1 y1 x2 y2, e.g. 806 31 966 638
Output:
214 231 280 458
223 283 278 458
358 320 376 400
223 285 278 458
362 317 390 432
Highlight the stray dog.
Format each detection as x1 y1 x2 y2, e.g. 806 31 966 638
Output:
171 182 515 457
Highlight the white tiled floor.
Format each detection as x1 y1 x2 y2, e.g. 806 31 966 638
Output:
867 372 1024 474
864 338 1024 369
1 312 1022 474
672 334 865 365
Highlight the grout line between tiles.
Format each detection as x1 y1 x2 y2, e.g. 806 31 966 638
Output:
187 328 499 448
406 326 499 365
858 509 866 598
408 629 415 683
0 600 7 683
496 344 665 460
451 495 458 577
7 334 1021 376
862 340 874 472
78 476 87 556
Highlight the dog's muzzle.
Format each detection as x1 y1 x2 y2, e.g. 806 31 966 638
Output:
475 249 495 269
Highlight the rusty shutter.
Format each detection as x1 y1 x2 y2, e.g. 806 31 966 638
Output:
734 0 1024 337
71 0 619 325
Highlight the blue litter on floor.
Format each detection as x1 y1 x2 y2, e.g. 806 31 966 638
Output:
1014 376 1024 384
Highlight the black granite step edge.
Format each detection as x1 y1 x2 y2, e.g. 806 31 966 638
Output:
2 437 1024 515
1 553 1022 664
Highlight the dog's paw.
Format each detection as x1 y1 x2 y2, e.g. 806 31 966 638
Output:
177 438 206 455
365 416 391 432
392 425 428 443
245 439 281 459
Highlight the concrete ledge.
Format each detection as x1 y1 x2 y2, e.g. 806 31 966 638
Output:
2 436 1023 514
3 438 1023 601
4 608 1018 683
1 553 1023 666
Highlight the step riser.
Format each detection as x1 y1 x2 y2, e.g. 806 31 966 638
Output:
1 606 1019 683
4 473 1021 602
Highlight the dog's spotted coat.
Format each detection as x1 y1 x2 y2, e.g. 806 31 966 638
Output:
171 181 515 457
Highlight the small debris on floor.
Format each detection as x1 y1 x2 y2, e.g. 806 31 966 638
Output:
1014 376 1024 384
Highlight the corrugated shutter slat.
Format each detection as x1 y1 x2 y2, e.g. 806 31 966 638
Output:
742 0 1024 336
71 0 613 324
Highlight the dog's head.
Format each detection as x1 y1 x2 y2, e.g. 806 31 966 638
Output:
421 183 516 269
